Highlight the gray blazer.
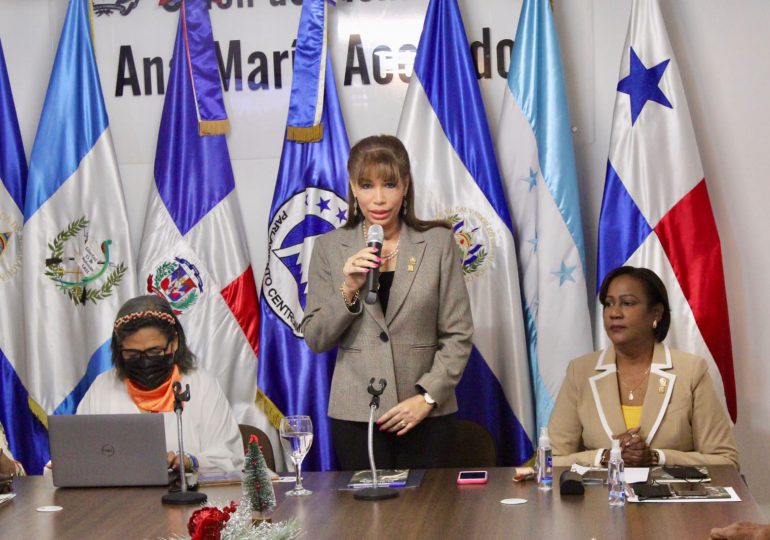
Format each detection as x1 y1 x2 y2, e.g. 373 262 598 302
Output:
301 224 473 422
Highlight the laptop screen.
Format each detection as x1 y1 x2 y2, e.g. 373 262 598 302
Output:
49 414 169 487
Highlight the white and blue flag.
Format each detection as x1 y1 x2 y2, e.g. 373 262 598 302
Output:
0 36 49 473
496 0 593 433
398 0 534 463
22 0 135 417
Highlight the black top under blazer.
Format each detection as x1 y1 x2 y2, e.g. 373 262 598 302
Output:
301 223 474 422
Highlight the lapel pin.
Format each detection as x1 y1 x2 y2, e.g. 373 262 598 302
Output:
407 256 416 272
659 377 667 386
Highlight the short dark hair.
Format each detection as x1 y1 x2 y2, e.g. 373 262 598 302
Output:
598 266 671 342
111 295 196 379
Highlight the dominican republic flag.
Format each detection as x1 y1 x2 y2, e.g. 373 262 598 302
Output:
258 0 350 471
398 0 534 464
137 1 264 429
496 0 593 434
0 36 49 474
598 0 736 420
22 0 136 420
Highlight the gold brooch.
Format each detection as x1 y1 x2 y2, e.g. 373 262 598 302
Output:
407 257 416 272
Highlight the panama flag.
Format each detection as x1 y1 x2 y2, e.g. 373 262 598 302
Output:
598 0 736 420
257 0 350 471
398 0 534 464
0 37 49 474
22 0 136 420
496 0 593 434
137 0 263 428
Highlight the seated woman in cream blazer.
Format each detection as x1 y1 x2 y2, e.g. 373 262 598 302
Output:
549 266 738 468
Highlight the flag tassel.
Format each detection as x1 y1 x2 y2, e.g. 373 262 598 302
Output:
255 388 284 430
287 123 324 143
199 118 230 136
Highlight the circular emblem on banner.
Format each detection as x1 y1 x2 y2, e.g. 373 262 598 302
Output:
263 187 348 337
438 207 496 281
0 210 23 283
147 257 204 315
43 216 128 305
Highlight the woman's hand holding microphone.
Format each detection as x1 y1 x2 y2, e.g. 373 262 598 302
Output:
341 247 381 304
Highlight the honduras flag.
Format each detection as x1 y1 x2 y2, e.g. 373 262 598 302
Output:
0 36 49 474
137 1 264 430
398 0 534 464
22 0 136 418
496 0 593 434
598 0 736 419
258 0 350 471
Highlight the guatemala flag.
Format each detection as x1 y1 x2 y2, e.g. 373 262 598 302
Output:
597 0 736 419
22 0 136 419
0 36 49 474
496 0 593 434
137 1 264 430
257 0 350 471
398 0 534 464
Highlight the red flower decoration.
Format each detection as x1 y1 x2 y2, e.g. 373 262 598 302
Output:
188 502 238 540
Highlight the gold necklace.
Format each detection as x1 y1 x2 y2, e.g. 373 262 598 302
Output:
619 366 651 401
363 223 400 261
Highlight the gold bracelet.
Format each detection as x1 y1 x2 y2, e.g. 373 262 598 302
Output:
340 283 360 307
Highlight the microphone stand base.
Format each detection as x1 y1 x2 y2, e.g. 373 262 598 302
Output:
162 491 208 505
353 487 399 501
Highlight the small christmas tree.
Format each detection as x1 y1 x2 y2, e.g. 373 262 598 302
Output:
244 434 276 516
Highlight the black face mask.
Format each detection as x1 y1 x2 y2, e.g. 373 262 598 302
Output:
124 353 175 390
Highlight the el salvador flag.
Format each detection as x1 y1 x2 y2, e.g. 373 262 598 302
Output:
258 0 350 471
496 0 593 434
398 0 534 464
0 36 49 474
598 0 736 419
137 0 265 432
22 0 136 419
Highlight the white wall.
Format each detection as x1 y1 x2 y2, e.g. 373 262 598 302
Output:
1 0 768 517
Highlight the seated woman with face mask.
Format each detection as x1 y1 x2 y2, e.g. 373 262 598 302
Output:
77 295 244 474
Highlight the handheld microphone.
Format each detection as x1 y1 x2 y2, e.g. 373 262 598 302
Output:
364 224 384 305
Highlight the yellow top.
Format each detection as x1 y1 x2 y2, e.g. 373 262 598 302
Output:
621 405 643 430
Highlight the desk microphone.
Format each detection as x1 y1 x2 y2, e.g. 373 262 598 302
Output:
161 382 207 506
354 378 398 501
364 224 384 304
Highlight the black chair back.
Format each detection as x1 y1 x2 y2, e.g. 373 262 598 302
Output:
238 424 276 471
446 419 497 468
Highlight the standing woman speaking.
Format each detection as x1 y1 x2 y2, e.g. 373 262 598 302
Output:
302 135 473 470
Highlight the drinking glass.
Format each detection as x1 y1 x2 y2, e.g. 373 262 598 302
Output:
279 415 314 496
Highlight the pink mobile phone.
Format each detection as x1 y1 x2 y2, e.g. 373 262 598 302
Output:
456 470 488 485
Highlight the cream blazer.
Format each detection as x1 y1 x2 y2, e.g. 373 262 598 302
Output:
548 343 739 468
301 224 473 422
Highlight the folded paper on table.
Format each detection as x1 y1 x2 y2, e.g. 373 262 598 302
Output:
198 468 248 486
348 469 409 488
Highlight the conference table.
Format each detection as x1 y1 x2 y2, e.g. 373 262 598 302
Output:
0 466 764 539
